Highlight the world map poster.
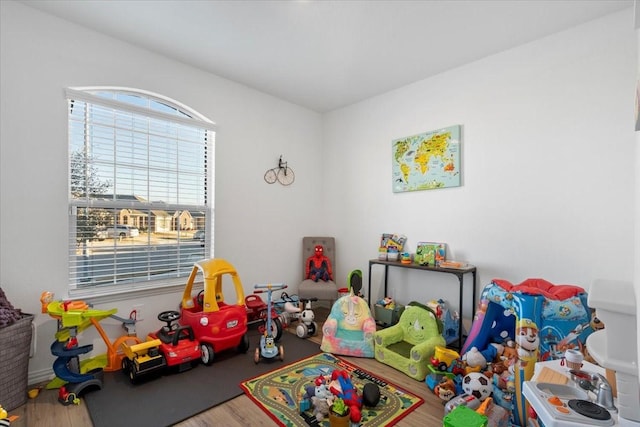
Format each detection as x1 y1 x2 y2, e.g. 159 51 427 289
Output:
392 125 461 193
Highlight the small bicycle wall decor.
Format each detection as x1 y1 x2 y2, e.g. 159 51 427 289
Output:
264 155 295 186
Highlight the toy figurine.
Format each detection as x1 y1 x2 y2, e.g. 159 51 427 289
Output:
434 377 457 401
306 245 333 282
329 370 363 423
310 395 333 421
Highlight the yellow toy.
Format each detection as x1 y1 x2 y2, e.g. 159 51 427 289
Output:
180 259 249 364
40 292 141 404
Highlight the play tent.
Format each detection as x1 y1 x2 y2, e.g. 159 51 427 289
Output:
462 278 594 361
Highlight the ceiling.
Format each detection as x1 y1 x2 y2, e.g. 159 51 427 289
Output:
22 0 633 113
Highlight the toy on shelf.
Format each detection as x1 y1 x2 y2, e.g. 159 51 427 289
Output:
120 310 202 383
380 233 407 253
254 283 287 363
180 259 250 364
414 242 445 267
40 291 141 405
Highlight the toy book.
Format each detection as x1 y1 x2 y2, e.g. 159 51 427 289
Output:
415 242 446 266
380 233 407 251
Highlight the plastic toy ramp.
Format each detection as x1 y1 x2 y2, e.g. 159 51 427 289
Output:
46 301 117 341
50 340 97 383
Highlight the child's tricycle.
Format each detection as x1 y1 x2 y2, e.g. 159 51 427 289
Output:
245 292 283 341
253 283 286 363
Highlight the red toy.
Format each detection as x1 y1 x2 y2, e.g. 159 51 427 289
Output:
148 310 201 369
180 259 250 364
306 245 333 282
329 370 362 423
245 293 283 341
120 310 201 383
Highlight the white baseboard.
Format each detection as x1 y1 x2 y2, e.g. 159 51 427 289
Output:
29 367 55 386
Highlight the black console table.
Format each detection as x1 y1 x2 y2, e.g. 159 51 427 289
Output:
367 259 477 350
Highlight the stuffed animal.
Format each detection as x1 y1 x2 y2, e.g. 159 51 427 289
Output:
501 340 518 362
464 347 489 370
304 375 332 400
306 245 333 282
329 370 362 423
434 377 457 401
310 396 332 421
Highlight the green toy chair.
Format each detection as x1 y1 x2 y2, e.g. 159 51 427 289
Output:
373 301 445 381
347 269 363 297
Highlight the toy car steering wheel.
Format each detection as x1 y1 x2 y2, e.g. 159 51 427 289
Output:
196 290 204 307
158 310 181 327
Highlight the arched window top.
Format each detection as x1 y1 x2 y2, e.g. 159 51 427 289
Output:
66 86 215 128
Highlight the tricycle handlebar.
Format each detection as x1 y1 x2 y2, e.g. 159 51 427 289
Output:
253 283 287 293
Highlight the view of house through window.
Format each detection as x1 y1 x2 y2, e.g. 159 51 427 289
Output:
67 87 214 295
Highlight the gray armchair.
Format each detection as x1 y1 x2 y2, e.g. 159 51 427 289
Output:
297 236 339 303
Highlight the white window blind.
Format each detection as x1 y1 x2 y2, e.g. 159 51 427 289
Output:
67 87 214 296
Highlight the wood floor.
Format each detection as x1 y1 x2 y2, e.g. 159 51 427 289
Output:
10 308 447 426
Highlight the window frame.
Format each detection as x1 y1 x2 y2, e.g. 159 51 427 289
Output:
66 86 215 300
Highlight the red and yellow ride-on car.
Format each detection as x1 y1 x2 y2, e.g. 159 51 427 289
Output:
180 258 250 364
120 310 201 383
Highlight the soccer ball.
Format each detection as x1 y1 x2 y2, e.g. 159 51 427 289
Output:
462 372 492 401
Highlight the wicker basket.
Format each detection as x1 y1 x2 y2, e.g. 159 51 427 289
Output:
0 313 33 411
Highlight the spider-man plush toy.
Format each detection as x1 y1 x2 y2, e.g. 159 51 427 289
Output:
306 245 333 282
329 369 362 423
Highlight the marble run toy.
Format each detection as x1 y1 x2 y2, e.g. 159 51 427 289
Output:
40 292 141 404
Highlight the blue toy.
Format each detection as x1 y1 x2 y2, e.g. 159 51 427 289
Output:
253 283 287 363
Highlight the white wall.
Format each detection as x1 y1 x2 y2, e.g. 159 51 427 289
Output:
1 2 637 385
323 10 637 324
0 1 324 381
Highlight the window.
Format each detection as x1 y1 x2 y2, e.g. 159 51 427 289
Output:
67 87 215 297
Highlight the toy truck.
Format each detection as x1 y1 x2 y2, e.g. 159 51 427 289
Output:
431 345 465 375
121 339 167 383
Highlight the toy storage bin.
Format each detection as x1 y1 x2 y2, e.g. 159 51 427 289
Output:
0 313 34 411
374 304 404 326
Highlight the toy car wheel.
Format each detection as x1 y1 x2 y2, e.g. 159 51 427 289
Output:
279 345 284 361
309 321 318 336
271 317 283 342
200 343 215 366
121 357 131 375
296 323 308 338
129 365 139 383
237 333 250 353
254 347 260 364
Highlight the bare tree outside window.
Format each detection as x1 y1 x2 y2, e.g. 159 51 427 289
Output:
70 150 112 247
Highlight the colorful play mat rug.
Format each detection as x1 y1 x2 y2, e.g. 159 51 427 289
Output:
241 352 423 426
